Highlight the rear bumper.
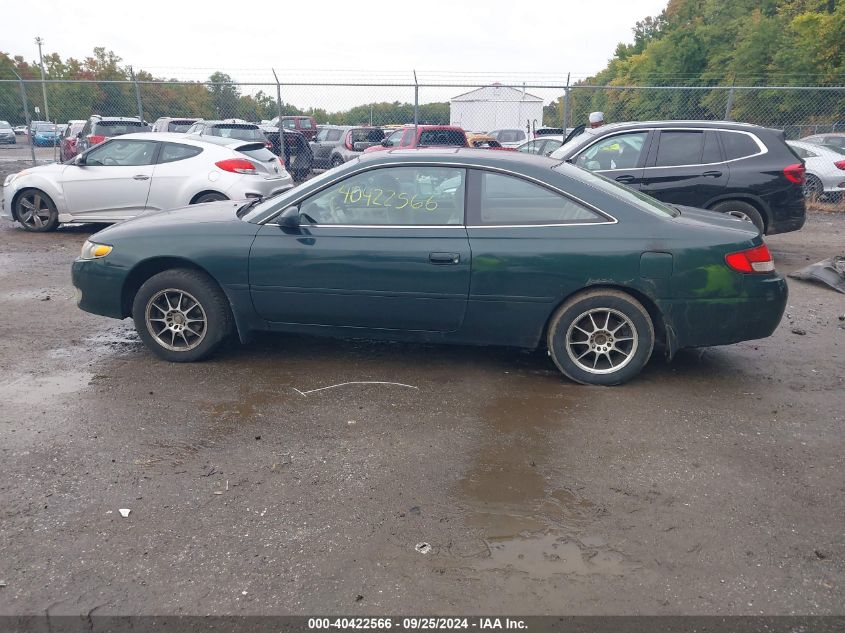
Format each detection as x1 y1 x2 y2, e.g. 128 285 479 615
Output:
765 192 806 235
661 274 788 349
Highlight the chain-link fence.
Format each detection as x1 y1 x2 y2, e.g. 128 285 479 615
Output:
2 77 844 207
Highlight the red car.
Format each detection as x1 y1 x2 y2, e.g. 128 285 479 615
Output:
59 120 86 162
364 125 468 153
273 116 318 140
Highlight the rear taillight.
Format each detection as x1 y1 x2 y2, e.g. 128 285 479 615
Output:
835 160 845 170
88 134 106 145
783 163 805 184
344 132 353 151
725 244 775 274
215 158 257 174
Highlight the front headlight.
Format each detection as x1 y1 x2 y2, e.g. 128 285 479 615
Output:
80 240 113 260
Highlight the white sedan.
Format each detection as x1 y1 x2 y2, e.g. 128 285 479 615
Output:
515 135 565 156
787 140 845 200
2 133 293 232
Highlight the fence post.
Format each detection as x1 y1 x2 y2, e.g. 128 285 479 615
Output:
562 72 571 133
130 66 144 124
413 70 419 138
724 84 736 121
11 71 37 165
272 69 286 171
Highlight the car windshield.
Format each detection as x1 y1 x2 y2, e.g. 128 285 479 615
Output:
418 130 465 146
168 121 195 132
549 130 596 158
211 125 265 141
555 163 679 218
240 167 345 222
95 121 151 135
0 121 10 128
35 125 57 133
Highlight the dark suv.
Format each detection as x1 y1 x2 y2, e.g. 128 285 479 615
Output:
552 121 806 234
76 116 152 154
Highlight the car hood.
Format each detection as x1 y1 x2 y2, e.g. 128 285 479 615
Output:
93 200 253 242
673 204 760 236
14 163 67 178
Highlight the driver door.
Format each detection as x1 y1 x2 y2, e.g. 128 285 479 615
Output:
250 165 471 332
62 139 159 221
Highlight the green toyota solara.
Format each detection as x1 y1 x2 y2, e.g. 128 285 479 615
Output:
72 148 787 385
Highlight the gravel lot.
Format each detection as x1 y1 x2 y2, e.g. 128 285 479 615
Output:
0 178 843 615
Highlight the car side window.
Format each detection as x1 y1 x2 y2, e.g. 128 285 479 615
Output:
575 132 647 171
298 167 466 226
159 143 203 164
478 172 603 225
385 130 403 147
518 141 537 154
401 129 414 146
326 129 343 142
654 131 705 167
85 140 158 166
299 118 313 129
720 131 760 160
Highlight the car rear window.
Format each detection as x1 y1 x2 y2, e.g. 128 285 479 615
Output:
494 130 524 143
418 129 466 146
720 131 761 160
237 144 277 162
168 120 196 133
94 121 151 136
351 128 385 143
212 124 266 141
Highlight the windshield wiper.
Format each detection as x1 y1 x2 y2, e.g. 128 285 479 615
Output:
236 197 263 218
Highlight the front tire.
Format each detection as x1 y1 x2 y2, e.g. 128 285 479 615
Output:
132 269 233 362
710 200 765 233
547 289 654 386
14 189 59 232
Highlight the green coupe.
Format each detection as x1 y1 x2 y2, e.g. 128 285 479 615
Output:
72 149 787 385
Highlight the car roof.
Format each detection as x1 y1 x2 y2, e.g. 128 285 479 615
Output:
802 132 845 139
356 147 558 168
104 132 250 150
588 120 772 132
93 116 145 122
201 120 259 127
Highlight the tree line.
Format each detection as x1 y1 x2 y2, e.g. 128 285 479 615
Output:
554 0 845 129
0 48 450 126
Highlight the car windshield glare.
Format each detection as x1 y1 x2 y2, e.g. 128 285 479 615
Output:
555 164 679 218
240 167 345 222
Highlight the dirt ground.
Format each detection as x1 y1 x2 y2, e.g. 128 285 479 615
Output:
0 202 842 616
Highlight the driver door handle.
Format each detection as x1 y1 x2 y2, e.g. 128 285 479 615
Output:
133 174 150 181
702 170 723 178
429 252 460 265
615 174 635 184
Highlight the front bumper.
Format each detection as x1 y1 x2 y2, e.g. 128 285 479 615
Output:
71 258 127 319
660 274 788 350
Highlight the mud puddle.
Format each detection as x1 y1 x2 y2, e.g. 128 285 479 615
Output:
0 370 94 406
457 376 631 576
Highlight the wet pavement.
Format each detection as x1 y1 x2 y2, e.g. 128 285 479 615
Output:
0 211 843 615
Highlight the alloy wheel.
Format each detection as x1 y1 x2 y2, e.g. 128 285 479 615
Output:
565 308 638 375
145 288 208 352
17 192 53 229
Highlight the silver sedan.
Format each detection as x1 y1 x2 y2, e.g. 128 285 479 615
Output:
2 133 293 232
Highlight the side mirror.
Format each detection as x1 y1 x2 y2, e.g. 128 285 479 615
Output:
73 154 86 166
76 132 83 139
381 139 389 147
278 206 300 229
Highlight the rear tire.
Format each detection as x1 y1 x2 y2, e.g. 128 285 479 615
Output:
547 289 655 386
803 174 823 200
192 192 228 204
710 200 765 233
14 189 59 232
132 269 233 362
330 155 344 168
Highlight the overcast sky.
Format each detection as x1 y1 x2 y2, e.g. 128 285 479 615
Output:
10 0 667 80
